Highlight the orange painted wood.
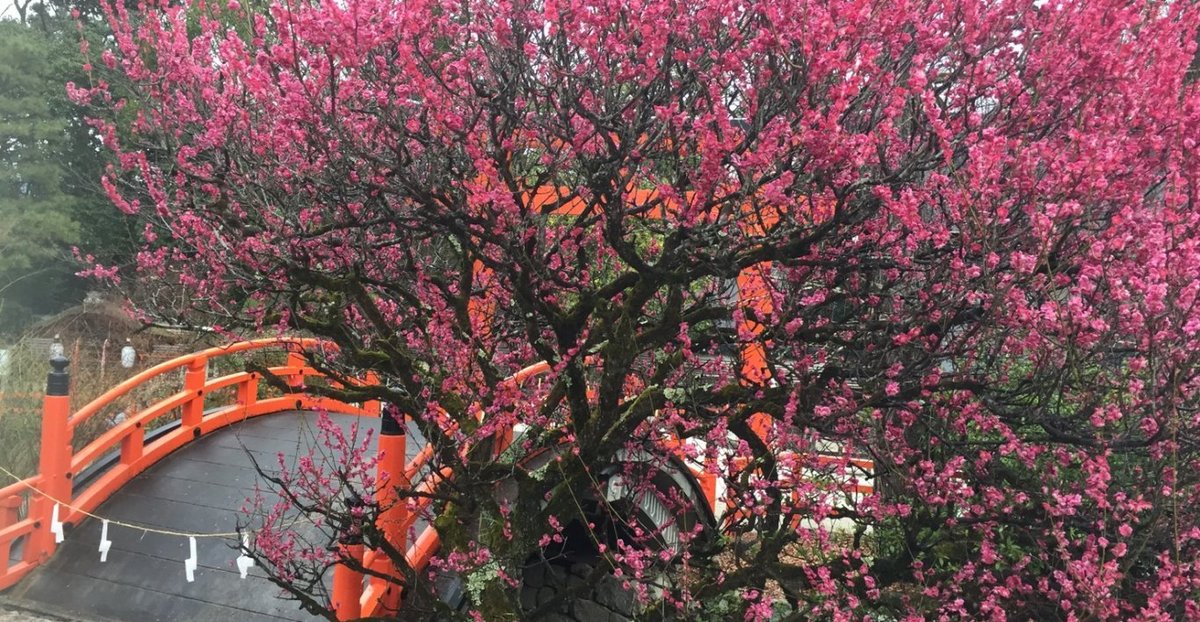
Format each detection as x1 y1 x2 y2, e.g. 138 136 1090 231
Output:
332 542 365 619
28 394 70 565
0 516 38 590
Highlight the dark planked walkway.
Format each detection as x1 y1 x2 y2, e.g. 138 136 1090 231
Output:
8 411 420 622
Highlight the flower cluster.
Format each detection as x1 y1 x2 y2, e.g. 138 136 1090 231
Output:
79 0 1200 617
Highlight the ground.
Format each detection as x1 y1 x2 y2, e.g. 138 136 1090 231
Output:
0 606 65 622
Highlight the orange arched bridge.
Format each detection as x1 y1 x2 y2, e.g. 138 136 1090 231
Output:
0 338 486 621
0 337 874 621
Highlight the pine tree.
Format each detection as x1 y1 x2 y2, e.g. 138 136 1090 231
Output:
0 15 134 335
0 21 81 331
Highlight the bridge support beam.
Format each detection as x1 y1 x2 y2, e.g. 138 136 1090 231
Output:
286 350 306 390
361 405 408 617
332 539 364 620
181 357 206 428
0 496 20 527
30 356 72 562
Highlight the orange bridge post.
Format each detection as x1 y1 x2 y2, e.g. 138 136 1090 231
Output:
29 356 72 562
181 356 207 429
332 531 365 619
361 404 409 616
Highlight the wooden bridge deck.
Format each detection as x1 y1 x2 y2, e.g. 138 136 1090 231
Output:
6 411 417 622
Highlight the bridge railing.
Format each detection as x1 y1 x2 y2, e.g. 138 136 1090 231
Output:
0 337 379 591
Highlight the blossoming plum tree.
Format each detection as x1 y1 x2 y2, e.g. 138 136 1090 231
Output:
72 0 1200 619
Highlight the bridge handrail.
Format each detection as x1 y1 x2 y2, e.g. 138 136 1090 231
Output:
68 337 328 429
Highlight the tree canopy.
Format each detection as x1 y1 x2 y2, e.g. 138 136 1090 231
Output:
0 11 134 336
77 0 1200 619
0 20 81 329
